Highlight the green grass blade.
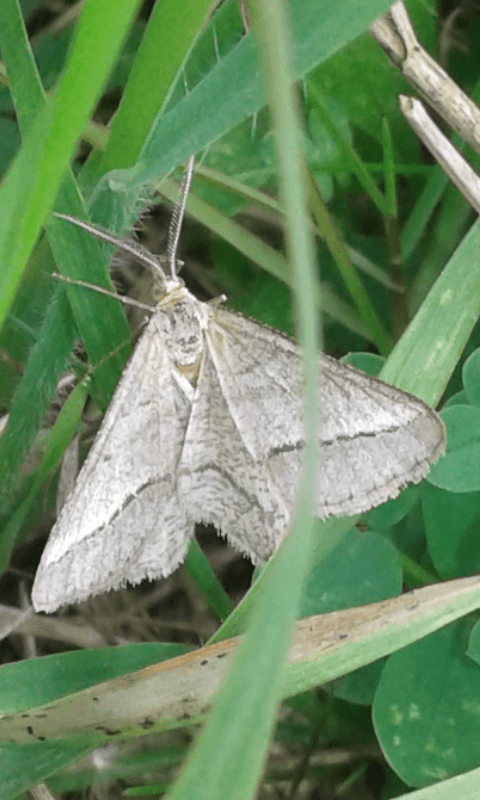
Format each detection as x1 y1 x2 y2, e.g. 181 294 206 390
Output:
93 0 393 196
400 166 449 262
98 0 214 173
0 376 89 574
306 80 388 216
380 217 480 406
0 0 139 328
212 517 354 641
194 164 403 291
0 0 46 129
0 286 77 503
382 117 398 219
0 0 132 404
165 0 321 794
306 168 392 353
184 541 234 622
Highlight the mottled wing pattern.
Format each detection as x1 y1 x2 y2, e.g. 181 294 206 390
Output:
178 307 444 561
32 312 194 612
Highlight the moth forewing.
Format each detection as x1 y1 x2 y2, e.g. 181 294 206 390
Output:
32 303 196 612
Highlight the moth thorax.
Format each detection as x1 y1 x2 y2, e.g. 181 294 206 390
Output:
168 299 205 368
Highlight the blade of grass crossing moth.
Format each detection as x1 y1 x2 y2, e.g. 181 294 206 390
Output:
165 0 321 796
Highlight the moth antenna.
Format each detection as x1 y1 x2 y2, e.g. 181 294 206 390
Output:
166 155 194 281
53 213 168 286
50 272 154 312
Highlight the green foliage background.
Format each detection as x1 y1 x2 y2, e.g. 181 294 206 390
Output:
2 0 480 797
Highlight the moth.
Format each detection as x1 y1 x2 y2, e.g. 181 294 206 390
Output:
32 169 445 612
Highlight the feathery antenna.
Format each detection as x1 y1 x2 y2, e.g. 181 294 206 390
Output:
166 155 194 281
53 156 195 290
